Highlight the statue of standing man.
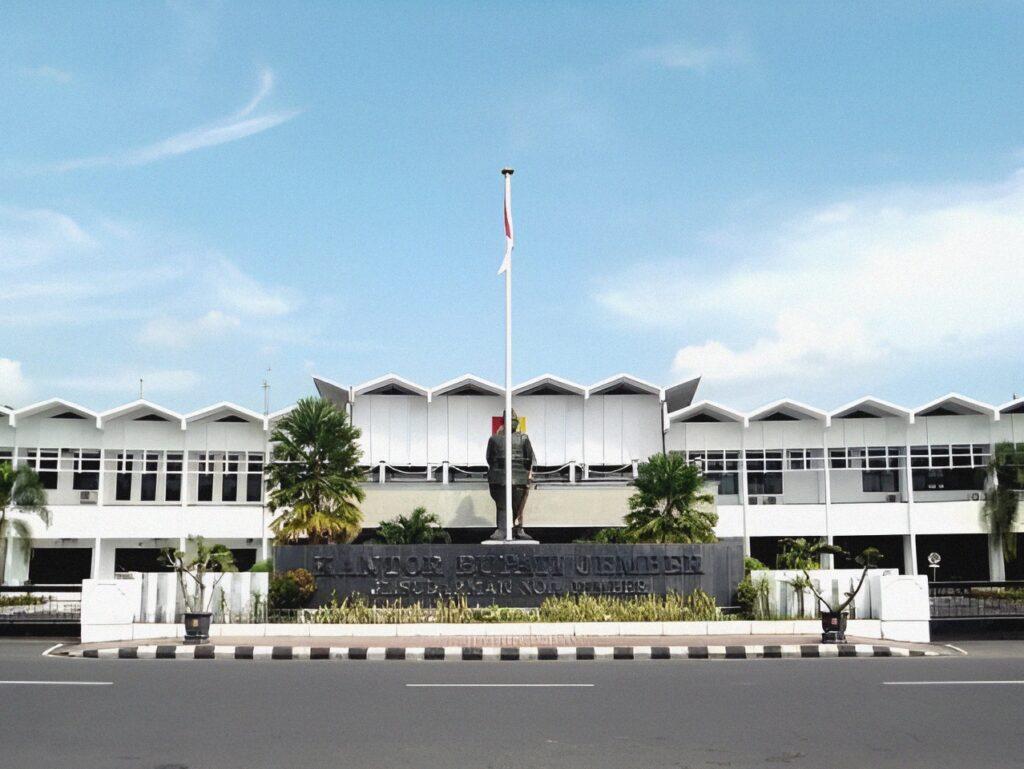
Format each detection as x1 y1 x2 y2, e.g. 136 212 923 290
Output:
486 410 537 541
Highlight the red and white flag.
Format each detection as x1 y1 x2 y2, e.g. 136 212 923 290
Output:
499 170 513 274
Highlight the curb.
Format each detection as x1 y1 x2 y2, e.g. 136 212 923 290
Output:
64 643 938 660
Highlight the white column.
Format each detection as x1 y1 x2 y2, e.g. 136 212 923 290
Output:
903 441 917 575
378 461 386 485
739 429 750 557
988 534 1007 581
442 461 449 485
821 430 834 569
91 537 102 579
569 462 577 484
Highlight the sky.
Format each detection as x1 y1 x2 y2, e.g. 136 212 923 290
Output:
2 1 1023 414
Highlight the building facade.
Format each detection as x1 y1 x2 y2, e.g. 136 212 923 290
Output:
1 373 1022 584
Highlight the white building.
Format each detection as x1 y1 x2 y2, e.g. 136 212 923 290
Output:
1 375 1022 584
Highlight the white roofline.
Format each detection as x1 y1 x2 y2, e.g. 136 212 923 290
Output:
353 373 429 398
431 374 505 398
748 399 830 425
184 402 266 426
829 396 913 423
512 374 586 396
267 404 297 422
11 398 100 428
913 392 999 420
586 373 662 398
668 400 748 427
998 397 1024 414
97 400 185 430
312 374 349 391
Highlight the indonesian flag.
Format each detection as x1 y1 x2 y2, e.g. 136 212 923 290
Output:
499 170 513 274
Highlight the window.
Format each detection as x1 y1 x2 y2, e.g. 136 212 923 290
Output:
246 453 264 502
786 449 824 470
116 452 133 501
912 467 986 491
140 452 158 501
71 450 100 491
22 449 59 490
222 453 239 502
862 470 900 493
686 450 740 497
195 452 213 502
830 446 905 470
746 450 783 495
909 444 990 471
166 452 182 502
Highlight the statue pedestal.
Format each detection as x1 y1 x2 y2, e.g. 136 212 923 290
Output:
481 537 539 546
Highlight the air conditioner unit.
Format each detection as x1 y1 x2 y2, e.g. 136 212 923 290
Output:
886 494 898 503
970 492 981 501
748 496 759 505
79 490 98 504
765 496 778 505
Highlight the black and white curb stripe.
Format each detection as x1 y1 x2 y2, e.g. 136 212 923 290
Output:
66 644 937 660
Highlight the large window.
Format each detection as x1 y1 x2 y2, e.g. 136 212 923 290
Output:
166 452 183 502
685 450 740 496
70 449 100 491
222 453 240 502
246 453 264 502
22 449 58 490
910 444 989 491
829 446 905 469
115 452 133 501
746 450 783 496
140 452 159 501
195 452 214 502
862 470 901 493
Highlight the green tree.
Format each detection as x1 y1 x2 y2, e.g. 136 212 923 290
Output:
374 507 451 544
265 397 366 544
775 537 844 570
982 442 1024 561
0 461 51 580
596 453 717 544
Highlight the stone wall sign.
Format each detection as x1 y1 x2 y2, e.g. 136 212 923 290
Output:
274 542 743 608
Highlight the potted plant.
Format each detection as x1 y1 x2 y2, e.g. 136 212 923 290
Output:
161 537 237 643
800 545 883 643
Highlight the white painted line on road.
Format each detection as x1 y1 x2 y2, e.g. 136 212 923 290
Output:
944 644 969 656
405 683 594 688
884 680 1024 686
41 643 63 657
0 680 112 686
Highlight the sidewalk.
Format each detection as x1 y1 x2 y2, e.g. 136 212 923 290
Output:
56 633 944 660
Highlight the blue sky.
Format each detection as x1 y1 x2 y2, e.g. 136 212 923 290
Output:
2 1 1023 413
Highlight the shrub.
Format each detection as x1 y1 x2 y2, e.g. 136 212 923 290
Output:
300 591 722 623
269 568 317 609
249 558 273 573
0 594 45 607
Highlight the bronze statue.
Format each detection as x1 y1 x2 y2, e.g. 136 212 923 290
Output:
485 410 536 541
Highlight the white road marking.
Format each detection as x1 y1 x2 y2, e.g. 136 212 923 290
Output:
41 643 63 657
405 683 594 688
884 680 1024 686
0 680 112 686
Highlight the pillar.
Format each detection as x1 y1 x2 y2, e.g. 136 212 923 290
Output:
988 534 1006 581
902 534 917 577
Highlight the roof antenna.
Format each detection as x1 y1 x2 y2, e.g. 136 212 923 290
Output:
262 368 271 416
139 378 144 400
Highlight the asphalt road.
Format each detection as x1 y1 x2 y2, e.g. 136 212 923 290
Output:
1 639 1023 769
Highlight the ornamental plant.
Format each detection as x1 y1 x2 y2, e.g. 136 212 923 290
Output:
982 442 1024 561
160 536 237 614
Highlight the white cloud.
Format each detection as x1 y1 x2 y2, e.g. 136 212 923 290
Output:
0 359 31 406
53 68 299 171
211 258 291 317
138 309 242 349
0 207 95 268
597 169 1024 388
639 37 750 72
20 65 72 84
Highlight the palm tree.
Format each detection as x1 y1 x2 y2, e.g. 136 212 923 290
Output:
374 507 451 544
776 537 843 570
982 442 1024 561
614 453 718 544
0 461 51 581
265 397 365 544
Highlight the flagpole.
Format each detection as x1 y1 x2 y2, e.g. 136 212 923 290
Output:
502 167 514 542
